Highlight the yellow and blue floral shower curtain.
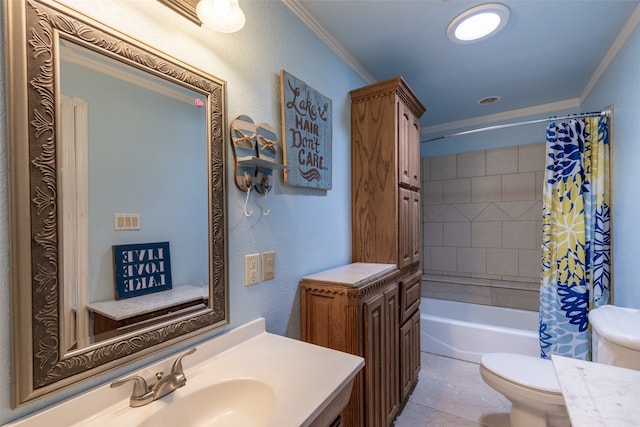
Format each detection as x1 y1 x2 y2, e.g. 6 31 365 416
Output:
539 115 610 360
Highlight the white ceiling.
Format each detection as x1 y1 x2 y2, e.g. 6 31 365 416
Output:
285 0 640 133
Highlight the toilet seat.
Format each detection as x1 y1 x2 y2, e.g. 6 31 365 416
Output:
481 353 562 395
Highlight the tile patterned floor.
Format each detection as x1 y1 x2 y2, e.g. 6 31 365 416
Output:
394 352 512 427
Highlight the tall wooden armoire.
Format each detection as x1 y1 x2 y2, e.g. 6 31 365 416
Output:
350 76 425 420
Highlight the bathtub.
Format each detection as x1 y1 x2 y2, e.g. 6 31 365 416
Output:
420 298 539 363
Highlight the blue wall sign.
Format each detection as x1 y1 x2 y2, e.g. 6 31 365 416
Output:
112 242 172 300
280 70 332 190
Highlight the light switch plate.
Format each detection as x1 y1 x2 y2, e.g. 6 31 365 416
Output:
245 253 261 286
114 213 141 231
262 251 275 281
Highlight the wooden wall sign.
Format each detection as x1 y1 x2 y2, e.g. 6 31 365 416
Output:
112 242 173 299
280 70 332 189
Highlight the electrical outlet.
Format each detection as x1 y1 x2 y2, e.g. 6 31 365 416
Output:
245 253 261 286
262 251 275 281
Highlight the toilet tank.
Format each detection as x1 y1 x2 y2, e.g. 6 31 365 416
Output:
589 305 640 370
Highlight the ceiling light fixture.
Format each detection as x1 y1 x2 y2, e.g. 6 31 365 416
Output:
196 0 246 33
447 3 509 43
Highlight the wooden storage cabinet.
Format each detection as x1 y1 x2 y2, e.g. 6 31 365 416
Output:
300 263 400 427
350 76 425 269
350 77 425 422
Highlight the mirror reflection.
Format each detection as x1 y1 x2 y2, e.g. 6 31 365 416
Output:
58 40 209 350
6 0 227 405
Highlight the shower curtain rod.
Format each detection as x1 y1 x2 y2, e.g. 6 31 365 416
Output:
423 106 612 143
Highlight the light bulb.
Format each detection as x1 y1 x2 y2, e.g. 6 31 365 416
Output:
196 0 246 33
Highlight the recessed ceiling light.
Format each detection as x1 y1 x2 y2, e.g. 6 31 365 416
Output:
447 3 510 44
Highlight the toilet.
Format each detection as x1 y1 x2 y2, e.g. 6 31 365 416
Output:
479 304 640 427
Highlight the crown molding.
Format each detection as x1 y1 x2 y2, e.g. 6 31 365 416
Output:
282 0 376 84
580 1 640 102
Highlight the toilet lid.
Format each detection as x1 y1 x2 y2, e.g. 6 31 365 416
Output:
481 353 560 394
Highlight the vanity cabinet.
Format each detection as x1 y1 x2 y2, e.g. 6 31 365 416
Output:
300 263 400 427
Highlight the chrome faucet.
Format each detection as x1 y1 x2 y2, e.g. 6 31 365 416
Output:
110 347 197 407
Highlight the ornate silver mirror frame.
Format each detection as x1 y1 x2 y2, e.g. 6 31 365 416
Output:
5 0 228 406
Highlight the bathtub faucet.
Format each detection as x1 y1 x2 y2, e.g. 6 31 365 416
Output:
110 347 197 407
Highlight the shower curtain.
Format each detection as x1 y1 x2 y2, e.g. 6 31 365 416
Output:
539 115 610 360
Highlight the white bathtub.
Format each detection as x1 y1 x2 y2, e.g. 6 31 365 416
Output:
420 298 539 363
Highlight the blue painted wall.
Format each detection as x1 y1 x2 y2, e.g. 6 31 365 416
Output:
582 21 640 309
0 0 363 422
61 60 209 302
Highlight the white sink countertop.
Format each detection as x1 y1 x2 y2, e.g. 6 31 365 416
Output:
4 318 364 427
552 355 640 426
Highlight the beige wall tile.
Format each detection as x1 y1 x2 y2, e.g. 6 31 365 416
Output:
443 178 471 204
423 181 443 205
444 222 471 247
431 246 457 272
424 204 447 222
486 146 517 175
474 204 512 221
422 142 548 298
421 158 430 185
438 206 468 222
503 221 538 249
430 154 457 180
518 200 543 221
518 142 546 173
454 203 489 221
486 248 518 276
424 222 444 246
457 151 486 178
472 175 502 202
519 249 541 278
423 246 431 271
536 171 545 200
421 281 492 305
491 288 539 311
495 201 537 220
472 222 502 248
457 247 486 274
502 172 535 201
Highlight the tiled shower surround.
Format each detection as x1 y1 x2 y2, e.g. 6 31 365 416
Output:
421 142 546 311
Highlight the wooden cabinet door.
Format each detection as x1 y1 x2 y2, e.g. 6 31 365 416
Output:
364 292 385 427
400 310 421 401
408 109 421 189
398 100 421 189
364 282 400 427
384 283 400 426
399 188 421 268
410 190 421 266
398 187 412 269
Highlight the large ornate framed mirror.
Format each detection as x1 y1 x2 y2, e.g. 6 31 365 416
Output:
5 0 228 406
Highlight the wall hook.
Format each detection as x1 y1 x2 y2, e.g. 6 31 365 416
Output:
243 187 253 217
259 189 271 216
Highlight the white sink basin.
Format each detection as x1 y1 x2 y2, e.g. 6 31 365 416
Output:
4 318 364 427
138 378 276 427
